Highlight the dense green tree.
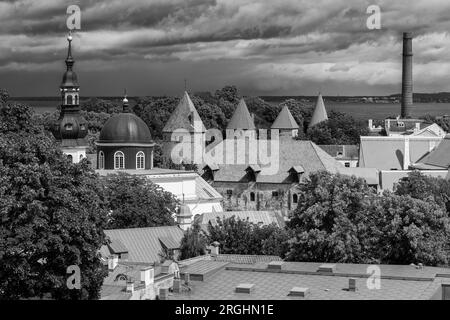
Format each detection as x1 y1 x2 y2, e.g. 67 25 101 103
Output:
179 222 208 260
0 102 108 300
81 98 121 114
207 216 290 257
396 170 450 213
305 111 369 145
287 171 450 266
368 192 450 265
103 172 178 229
0 88 9 103
287 171 377 263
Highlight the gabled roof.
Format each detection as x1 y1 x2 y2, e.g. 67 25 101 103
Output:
359 136 443 170
203 138 344 184
103 226 184 263
271 105 299 129
318 145 359 160
309 93 328 129
227 98 256 130
414 134 450 169
163 91 206 133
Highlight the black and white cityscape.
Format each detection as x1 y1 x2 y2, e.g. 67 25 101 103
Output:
1 0 450 308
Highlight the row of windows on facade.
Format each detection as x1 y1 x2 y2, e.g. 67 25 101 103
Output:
226 190 299 203
64 94 79 105
98 151 146 170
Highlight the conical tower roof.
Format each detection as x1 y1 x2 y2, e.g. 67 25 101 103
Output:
163 91 206 133
227 98 256 130
271 105 299 129
309 93 328 129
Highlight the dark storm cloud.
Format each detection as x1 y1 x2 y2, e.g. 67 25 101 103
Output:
2 0 450 96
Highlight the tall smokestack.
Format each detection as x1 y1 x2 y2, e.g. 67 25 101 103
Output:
401 32 413 118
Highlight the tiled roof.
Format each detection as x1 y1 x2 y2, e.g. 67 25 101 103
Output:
213 254 282 264
226 98 256 130
359 136 443 170
195 176 223 201
271 105 299 129
103 226 184 263
204 138 344 184
318 145 359 160
163 91 206 133
308 93 328 128
415 134 450 169
108 238 129 254
171 261 450 300
197 210 284 228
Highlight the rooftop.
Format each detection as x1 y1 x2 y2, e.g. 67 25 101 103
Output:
226 98 256 130
171 260 450 300
102 226 184 263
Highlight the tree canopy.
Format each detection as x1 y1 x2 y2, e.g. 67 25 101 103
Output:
0 99 108 300
103 172 178 229
287 171 450 266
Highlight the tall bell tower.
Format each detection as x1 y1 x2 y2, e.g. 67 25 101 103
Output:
52 32 89 163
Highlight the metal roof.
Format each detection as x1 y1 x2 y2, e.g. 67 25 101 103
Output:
103 226 184 263
226 98 256 130
271 105 299 129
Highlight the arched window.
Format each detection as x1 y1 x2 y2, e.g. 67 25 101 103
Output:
98 151 105 169
67 95 73 105
74 95 78 105
293 194 298 204
250 192 255 202
67 154 73 163
79 154 83 161
136 151 145 170
114 151 125 169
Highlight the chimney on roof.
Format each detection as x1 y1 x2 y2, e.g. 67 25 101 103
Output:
159 287 169 300
288 287 310 297
401 32 413 118
140 266 154 287
210 241 220 257
108 254 118 271
348 278 357 292
235 283 255 294
173 278 182 293
126 280 134 293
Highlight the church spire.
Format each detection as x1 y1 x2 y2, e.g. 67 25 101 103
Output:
65 31 74 71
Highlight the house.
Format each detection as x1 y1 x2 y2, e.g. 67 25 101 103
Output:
100 226 185 264
384 118 446 137
318 145 359 167
101 256 180 300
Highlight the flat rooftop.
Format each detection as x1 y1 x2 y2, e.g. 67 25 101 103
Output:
171 260 450 300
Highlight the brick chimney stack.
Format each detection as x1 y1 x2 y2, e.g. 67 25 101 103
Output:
401 32 413 118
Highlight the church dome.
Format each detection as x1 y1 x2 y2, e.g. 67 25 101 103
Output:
99 113 153 144
61 70 79 87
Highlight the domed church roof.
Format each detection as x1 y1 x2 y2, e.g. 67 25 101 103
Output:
97 97 154 146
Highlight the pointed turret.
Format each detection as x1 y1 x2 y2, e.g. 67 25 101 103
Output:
227 98 256 130
163 91 206 134
271 105 299 138
162 92 206 165
52 32 88 163
309 93 328 129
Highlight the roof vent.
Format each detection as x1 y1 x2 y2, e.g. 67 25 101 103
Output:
267 261 284 270
317 264 336 273
289 287 310 297
348 278 357 292
235 283 255 294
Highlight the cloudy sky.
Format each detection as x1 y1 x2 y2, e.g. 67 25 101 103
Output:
1 0 450 97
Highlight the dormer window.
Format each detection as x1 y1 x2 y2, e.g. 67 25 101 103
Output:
64 123 73 131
